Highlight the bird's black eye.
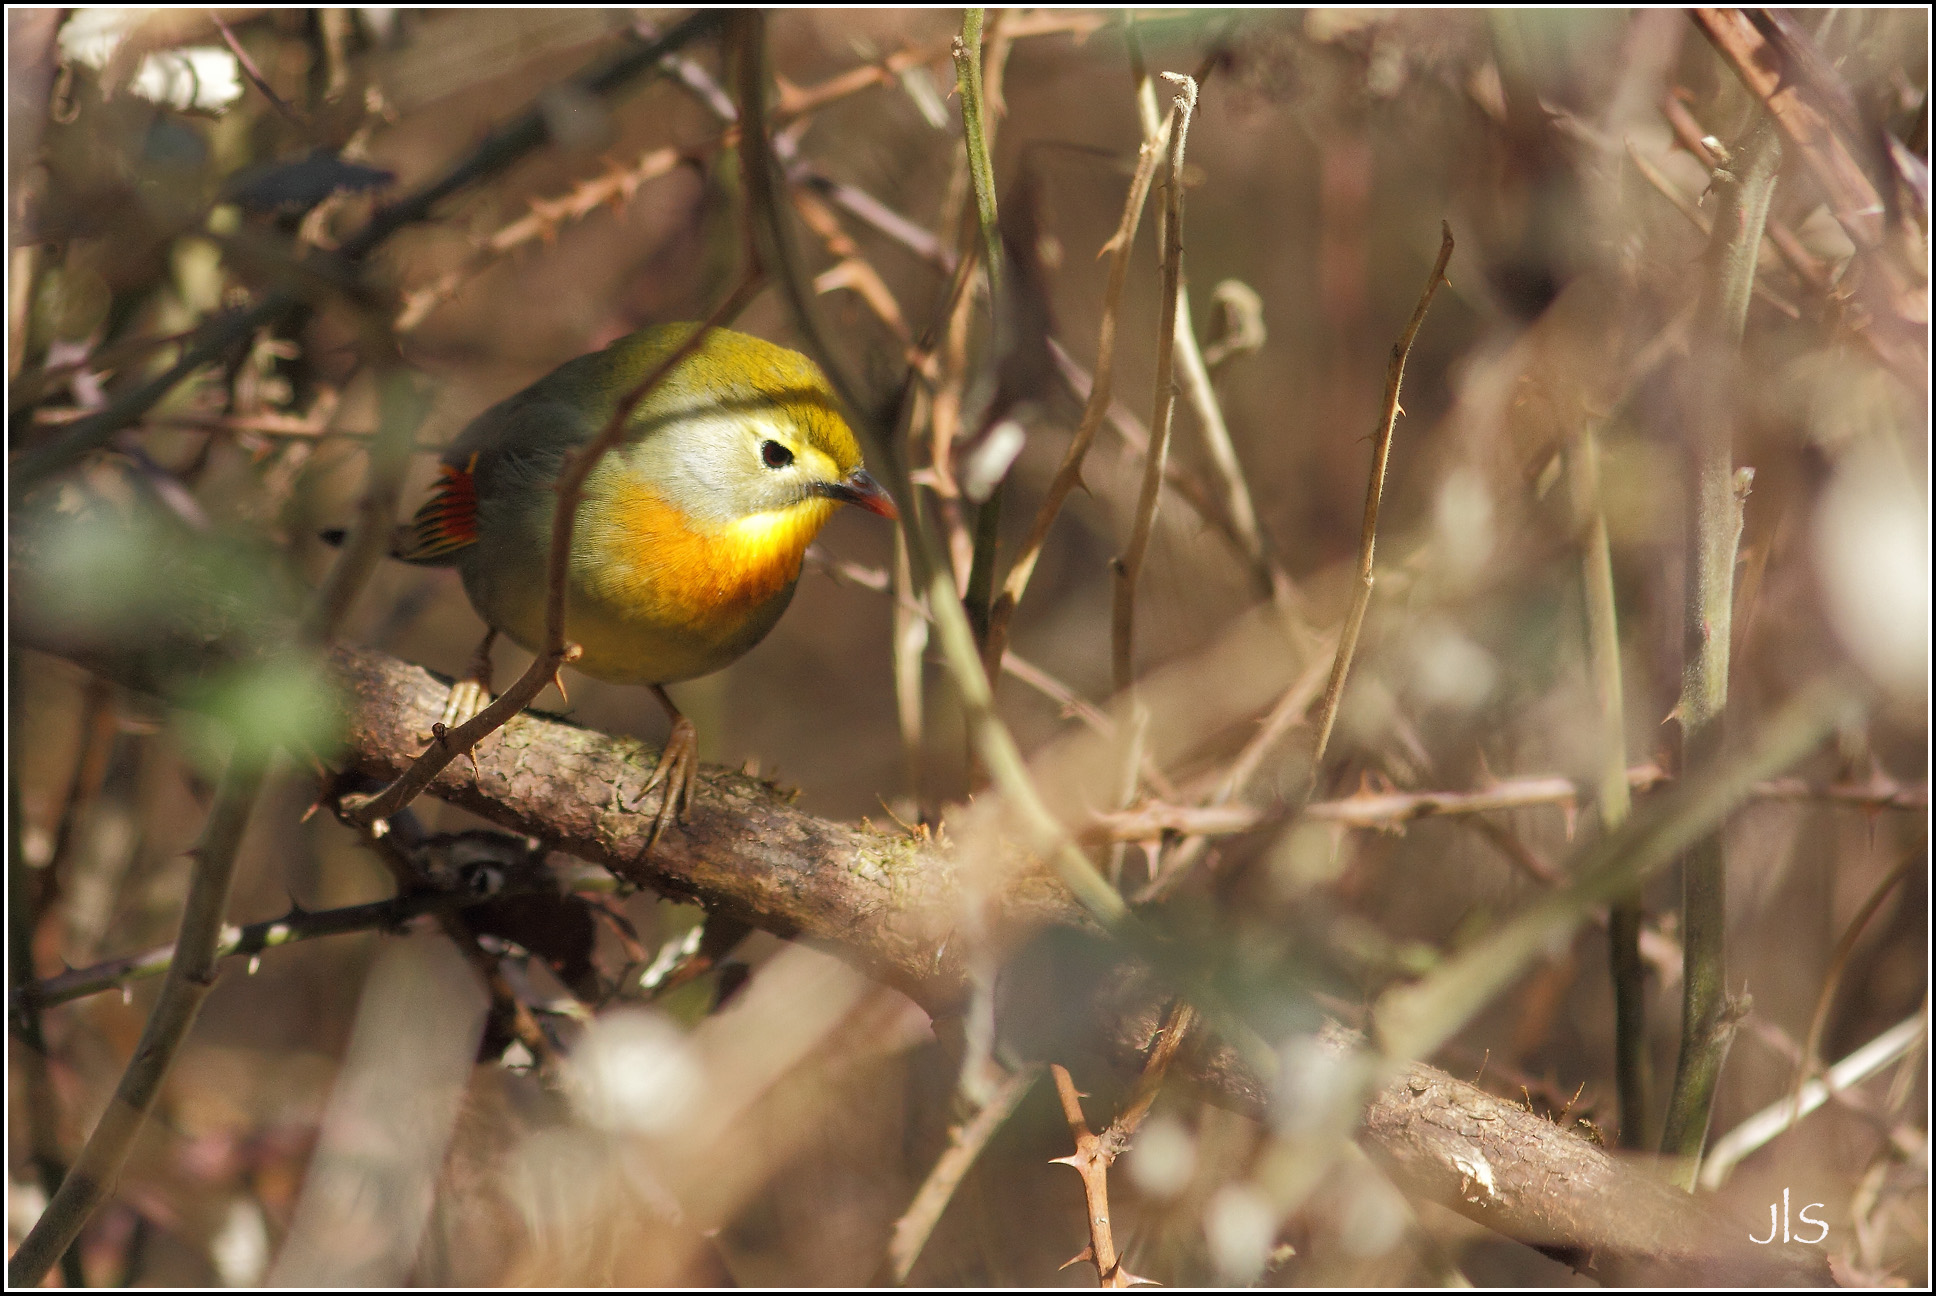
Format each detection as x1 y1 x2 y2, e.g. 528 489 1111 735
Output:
761 439 794 469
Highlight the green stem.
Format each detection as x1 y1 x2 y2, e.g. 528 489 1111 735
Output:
1658 116 1782 1185
1568 422 1648 1149
954 9 1002 300
954 8 1006 653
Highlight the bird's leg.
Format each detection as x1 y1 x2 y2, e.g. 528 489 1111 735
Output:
629 684 697 847
431 628 498 738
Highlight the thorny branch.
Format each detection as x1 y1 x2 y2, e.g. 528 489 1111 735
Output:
1049 1000 1200 1288
1109 73 1198 700
1127 30 1295 617
1658 114 1781 1186
982 116 1169 670
1305 223 1455 796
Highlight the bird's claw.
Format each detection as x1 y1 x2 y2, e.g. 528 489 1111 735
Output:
443 678 493 728
629 715 697 849
422 630 498 743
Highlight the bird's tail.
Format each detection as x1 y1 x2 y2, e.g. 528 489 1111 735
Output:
319 456 479 567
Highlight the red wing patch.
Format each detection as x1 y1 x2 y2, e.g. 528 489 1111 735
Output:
395 456 480 564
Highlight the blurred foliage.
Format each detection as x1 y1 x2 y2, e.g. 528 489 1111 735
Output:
7 7 1926 1288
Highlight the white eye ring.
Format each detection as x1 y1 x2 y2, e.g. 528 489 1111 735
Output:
760 439 794 470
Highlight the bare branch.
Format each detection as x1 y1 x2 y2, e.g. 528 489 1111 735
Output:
885 1064 1041 1283
1110 73 1198 699
1305 224 1455 793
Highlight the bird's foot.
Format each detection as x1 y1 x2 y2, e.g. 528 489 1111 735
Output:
629 714 697 849
436 677 493 733
422 629 498 743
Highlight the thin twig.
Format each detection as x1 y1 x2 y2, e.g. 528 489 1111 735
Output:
1789 852 1917 1132
210 12 305 127
15 886 534 1011
396 142 710 332
983 119 1169 669
1565 415 1648 1148
1102 72 1195 893
953 10 1003 301
885 1064 1041 1283
1098 764 1926 841
768 13 1107 124
1087 802 1268 842
1304 224 1454 797
1110 73 1198 698
1128 32 1292 615
1748 776 1926 810
1659 115 1781 1187
1701 1010 1929 1191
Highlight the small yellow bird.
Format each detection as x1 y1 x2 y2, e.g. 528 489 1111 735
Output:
394 323 898 842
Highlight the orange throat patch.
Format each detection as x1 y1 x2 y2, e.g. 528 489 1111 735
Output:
582 483 834 631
